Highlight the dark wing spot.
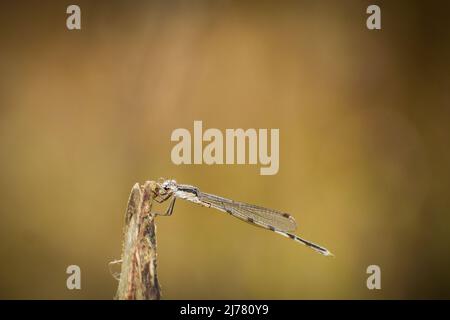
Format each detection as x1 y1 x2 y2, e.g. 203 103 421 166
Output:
268 226 275 231
282 213 291 218
288 233 296 240
247 217 254 223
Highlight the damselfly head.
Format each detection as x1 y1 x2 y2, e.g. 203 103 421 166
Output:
160 179 178 192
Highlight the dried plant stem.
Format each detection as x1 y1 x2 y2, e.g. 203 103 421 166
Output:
115 181 161 300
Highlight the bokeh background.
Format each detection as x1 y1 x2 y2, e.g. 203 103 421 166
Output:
0 0 449 299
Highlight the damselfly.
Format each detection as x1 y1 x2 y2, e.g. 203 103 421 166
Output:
152 179 333 256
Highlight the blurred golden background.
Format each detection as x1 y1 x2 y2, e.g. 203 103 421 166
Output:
0 0 449 299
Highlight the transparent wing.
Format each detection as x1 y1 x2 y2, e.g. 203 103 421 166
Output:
198 192 297 232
